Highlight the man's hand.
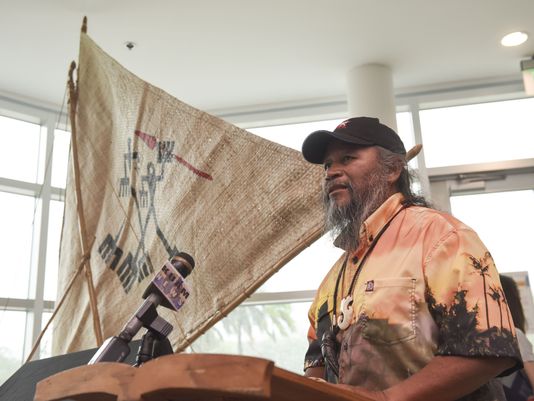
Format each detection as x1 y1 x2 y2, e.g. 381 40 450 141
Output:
307 377 327 383
304 366 325 379
383 355 514 401
305 355 514 401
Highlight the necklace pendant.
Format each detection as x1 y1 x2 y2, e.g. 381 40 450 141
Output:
337 295 353 330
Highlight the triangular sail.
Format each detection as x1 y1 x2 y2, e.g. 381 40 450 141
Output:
52 31 324 354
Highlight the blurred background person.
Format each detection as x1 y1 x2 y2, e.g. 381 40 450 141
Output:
500 274 534 401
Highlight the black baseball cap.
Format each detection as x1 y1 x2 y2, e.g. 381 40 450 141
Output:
302 117 406 164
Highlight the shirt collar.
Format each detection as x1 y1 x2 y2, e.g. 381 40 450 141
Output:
358 192 405 248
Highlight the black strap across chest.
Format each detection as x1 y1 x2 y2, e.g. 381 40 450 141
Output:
331 205 407 330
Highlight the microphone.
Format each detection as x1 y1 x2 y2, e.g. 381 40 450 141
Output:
141 252 194 311
88 252 195 364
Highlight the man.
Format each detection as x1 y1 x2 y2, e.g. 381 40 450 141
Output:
301 117 521 401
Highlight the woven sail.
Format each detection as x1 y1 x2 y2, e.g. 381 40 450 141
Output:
52 32 324 354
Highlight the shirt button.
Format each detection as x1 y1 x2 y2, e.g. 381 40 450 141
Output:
369 235 374 242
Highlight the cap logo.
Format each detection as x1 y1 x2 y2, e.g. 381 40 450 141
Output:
336 121 349 130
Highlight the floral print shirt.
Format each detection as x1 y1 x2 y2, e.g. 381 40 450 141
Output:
305 193 521 401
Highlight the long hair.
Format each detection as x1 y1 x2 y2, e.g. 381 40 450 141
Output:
500 274 526 332
376 146 431 208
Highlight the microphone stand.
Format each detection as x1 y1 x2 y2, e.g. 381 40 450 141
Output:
134 328 174 367
88 293 173 364
88 253 195 366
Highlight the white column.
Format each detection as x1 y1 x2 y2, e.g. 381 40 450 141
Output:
346 64 397 131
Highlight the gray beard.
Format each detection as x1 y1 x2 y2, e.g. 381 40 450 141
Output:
323 170 392 252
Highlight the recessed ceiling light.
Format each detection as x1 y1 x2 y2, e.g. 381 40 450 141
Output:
501 31 528 47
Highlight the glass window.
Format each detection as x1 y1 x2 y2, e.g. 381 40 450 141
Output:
420 98 534 168
44 200 65 301
189 302 311 373
248 118 343 151
0 192 36 299
0 310 27 384
450 190 534 286
51 130 71 188
249 114 412 155
0 115 43 183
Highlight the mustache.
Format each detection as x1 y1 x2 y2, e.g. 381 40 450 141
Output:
323 179 353 196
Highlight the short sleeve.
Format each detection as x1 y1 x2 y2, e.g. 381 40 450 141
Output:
424 227 521 368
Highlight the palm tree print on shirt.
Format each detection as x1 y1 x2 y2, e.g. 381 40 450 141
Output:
468 252 492 330
488 284 504 330
426 252 519 358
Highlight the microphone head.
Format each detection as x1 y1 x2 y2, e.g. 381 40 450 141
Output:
171 252 195 278
141 252 196 310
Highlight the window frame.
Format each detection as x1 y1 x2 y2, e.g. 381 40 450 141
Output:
0 95 67 365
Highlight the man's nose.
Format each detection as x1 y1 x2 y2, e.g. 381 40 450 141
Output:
325 164 342 180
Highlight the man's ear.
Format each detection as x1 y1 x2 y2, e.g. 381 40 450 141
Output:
387 164 402 186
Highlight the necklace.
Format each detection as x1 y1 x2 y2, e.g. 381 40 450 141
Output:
332 206 407 331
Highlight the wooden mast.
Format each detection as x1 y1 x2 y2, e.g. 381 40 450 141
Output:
66 16 103 345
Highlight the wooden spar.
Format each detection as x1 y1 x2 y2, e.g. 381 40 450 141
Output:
65 18 104 345
406 144 422 162
81 16 87 34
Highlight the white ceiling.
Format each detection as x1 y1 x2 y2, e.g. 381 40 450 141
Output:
1 0 534 114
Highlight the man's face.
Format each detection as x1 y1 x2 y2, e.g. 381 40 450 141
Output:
321 140 400 251
322 140 383 208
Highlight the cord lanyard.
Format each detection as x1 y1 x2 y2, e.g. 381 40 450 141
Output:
332 206 407 331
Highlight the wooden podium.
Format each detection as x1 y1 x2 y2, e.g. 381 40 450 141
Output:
34 354 372 401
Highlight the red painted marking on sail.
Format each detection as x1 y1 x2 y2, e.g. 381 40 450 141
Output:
134 130 212 180
135 130 157 149
174 155 213 181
